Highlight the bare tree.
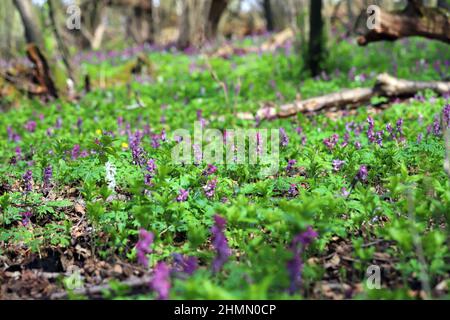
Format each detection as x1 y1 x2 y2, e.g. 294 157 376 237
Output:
12 0 42 45
48 0 76 83
262 0 274 32
308 0 324 76
177 0 229 49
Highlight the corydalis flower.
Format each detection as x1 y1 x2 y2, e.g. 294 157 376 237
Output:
172 253 198 275
43 165 52 189
21 211 32 226
150 261 171 300
357 165 368 182
288 184 299 197
211 214 231 273
287 226 318 294
323 134 339 151
203 178 217 199
202 164 217 176
176 189 189 202
144 159 156 186
136 229 154 268
286 159 296 172
280 128 289 147
71 144 80 160
332 159 345 172
23 170 33 193
24 120 36 133
443 104 450 127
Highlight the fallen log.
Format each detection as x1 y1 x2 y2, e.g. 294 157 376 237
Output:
355 0 450 45
254 73 450 120
50 274 152 299
210 27 295 58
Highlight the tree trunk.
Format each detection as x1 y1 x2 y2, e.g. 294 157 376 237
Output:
48 0 76 83
308 0 324 77
206 0 228 39
177 0 191 49
12 0 42 46
356 0 450 45
263 0 274 32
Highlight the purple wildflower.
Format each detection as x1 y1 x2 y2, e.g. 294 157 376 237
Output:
286 159 297 172
15 147 22 160
433 115 441 136
211 214 231 273
21 211 32 226
367 116 375 143
332 159 345 172
357 165 368 182
341 187 350 197
203 164 217 176
172 253 198 275
43 165 52 189
287 226 318 294
280 128 289 147
417 133 423 143
443 104 450 127
150 261 171 300
375 130 384 146
23 170 33 193
136 229 154 268
76 117 83 132
288 184 299 197
71 144 80 160
323 134 339 150
203 178 217 199
24 120 36 133
176 189 189 202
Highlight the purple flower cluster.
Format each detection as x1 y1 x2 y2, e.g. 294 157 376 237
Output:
203 178 217 199
357 165 368 182
136 229 154 268
288 184 299 197
332 159 345 172
287 226 318 294
367 116 375 143
211 214 231 273
172 253 198 275
176 189 189 202
286 159 296 172
144 159 157 186
203 164 217 176
7 126 21 142
71 144 80 160
323 134 339 151
21 211 32 226
280 128 289 147
443 104 450 127
23 170 33 193
24 120 36 133
150 261 171 300
43 165 52 189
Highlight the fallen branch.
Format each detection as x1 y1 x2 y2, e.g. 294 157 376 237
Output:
210 28 295 58
355 1 450 45
254 73 450 120
50 274 152 299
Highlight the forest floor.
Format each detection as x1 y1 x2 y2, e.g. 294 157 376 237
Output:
1 36 449 299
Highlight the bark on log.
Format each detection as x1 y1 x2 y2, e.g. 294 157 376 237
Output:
255 73 450 120
355 1 450 45
50 275 152 299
